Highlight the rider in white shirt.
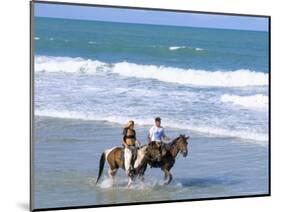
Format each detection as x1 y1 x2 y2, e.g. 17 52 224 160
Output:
148 117 170 143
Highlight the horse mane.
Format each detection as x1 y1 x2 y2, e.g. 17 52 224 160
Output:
171 134 185 144
162 134 185 150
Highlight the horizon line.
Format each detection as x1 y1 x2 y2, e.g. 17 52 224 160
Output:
34 15 268 32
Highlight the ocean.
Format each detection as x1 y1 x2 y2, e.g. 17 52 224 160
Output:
33 17 269 209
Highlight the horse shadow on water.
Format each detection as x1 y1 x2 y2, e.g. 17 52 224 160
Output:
175 176 241 189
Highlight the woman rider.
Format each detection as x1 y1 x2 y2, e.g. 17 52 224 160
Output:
122 120 140 176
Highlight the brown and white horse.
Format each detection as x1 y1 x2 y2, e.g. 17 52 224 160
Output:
96 142 161 187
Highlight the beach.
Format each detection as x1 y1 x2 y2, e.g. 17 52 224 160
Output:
33 17 269 209
33 116 268 209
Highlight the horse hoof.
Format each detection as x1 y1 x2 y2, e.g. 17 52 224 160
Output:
163 178 172 185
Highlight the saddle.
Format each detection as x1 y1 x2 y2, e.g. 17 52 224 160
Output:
149 142 169 168
159 142 170 156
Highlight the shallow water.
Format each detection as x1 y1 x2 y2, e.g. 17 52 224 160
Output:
33 116 268 209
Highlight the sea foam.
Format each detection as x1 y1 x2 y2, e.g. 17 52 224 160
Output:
35 56 268 88
35 109 268 143
169 46 204 51
169 46 186 50
221 94 268 110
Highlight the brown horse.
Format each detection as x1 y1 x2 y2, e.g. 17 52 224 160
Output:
96 142 161 187
139 134 190 185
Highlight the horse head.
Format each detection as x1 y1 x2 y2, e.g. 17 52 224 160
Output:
176 134 190 157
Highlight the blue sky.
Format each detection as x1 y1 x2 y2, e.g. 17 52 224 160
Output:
34 2 268 31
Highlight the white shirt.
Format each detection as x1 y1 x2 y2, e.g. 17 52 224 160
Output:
149 126 166 142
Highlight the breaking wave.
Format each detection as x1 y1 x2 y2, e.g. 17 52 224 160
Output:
168 46 203 51
35 56 268 88
35 109 268 143
221 94 268 110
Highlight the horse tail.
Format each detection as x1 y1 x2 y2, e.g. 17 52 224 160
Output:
96 151 106 184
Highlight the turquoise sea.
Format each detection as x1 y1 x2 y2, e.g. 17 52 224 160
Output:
33 17 269 209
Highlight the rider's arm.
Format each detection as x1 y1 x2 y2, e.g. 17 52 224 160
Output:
122 140 128 148
162 129 170 141
133 130 141 146
147 127 152 143
147 133 151 143
136 140 141 146
122 129 128 148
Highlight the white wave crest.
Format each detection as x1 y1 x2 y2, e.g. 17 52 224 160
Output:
169 46 203 51
169 46 186 51
221 94 268 110
111 62 267 87
195 47 203 51
35 109 268 144
35 56 109 73
88 41 96 45
35 56 268 87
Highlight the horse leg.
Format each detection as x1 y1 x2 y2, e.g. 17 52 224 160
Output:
108 167 118 185
138 163 147 187
138 165 147 182
127 176 133 188
163 169 173 185
139 175 144 183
